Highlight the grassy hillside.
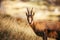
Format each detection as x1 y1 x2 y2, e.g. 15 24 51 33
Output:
0 13 56 40
0 0 57 40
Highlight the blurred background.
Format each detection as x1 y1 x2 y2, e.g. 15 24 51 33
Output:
0 0 60 21
0 0 60 40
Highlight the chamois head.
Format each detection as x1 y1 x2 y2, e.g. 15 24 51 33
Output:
26 8 35 25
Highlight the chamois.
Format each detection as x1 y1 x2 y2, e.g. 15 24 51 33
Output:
26 8 47 40
26 8 60 40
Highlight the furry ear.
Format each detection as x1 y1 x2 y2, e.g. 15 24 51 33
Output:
26 12 28 16
32 12 35 16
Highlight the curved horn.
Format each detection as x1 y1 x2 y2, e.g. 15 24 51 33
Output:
31 8 35 16
27 8 29 14
31 8 33 14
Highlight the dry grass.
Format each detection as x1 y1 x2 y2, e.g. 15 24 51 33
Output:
0 13 56 40
0 13 41 40
0 0 59 40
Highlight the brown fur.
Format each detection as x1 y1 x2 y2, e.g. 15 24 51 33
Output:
26 8 60 40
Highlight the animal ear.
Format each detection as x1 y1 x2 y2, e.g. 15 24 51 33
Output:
26 12 27 16
33 12 35 16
